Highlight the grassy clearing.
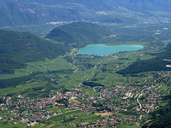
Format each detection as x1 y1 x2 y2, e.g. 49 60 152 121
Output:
118 123 140 128
0 57 74 80
0 81 48 96
34 109 101 128
59 68 97 89
0 121 25 128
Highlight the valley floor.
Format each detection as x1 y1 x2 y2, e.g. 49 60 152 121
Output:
1 23 171 128
0 47 170 128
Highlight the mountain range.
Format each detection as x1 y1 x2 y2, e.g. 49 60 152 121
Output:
1 0 171 27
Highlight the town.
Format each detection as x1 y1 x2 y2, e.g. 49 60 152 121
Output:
0 82 161 127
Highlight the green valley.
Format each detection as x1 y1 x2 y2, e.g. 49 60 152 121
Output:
0 19 171 128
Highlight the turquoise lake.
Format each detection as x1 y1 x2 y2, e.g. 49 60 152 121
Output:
78 44 144 56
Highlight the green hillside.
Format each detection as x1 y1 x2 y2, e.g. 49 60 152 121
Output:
118 43 171 74
47 22 111 48
0 29 64 74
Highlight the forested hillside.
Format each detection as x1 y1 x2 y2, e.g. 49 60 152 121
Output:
47 22 111 48
0 30 64 74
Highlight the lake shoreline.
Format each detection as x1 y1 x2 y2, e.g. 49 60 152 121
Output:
78 44 144 56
